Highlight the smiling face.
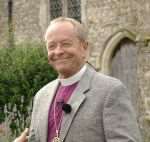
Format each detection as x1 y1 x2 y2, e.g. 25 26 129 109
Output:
45 21 88 78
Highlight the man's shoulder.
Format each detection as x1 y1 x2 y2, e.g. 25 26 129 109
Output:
92 71 124 89
34 79 58 100
85 64 124 89
86 64 121 82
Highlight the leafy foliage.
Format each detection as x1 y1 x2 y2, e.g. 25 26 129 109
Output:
0 43 57 136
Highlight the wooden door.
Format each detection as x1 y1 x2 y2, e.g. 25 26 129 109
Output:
110 38 140 116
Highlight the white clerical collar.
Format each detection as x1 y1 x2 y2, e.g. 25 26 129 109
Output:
59 64 87 86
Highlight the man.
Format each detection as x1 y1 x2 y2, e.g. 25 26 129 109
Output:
14 17 141 142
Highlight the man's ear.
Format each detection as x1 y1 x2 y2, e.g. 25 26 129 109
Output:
81 41 89 61
82 41 88 50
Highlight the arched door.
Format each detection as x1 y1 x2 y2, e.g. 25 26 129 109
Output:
110 38 140 116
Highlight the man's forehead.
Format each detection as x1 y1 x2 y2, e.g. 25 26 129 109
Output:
48 21 74 32
47 37 75 44
45 22 78 41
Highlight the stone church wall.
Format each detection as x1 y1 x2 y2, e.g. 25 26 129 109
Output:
0 0 50 45
85 0 150 141
85 0 150 68
0 0 9 47
13 0 47 43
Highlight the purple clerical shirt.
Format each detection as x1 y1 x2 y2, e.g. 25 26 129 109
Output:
47 82 78 142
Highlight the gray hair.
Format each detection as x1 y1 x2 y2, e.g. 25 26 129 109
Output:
44 17 88 42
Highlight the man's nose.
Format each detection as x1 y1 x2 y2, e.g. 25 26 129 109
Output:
54 44 64 54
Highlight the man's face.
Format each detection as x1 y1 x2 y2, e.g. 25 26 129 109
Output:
45 22 88 78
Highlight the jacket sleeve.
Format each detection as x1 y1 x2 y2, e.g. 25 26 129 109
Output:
28 95 40 142
103 82 142 142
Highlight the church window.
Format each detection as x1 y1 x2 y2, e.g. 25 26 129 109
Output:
68 0 81 22
50 0 62 20
50 0 81 22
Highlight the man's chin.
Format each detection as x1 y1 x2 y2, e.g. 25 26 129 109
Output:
54 66 69 73
54 66 74 77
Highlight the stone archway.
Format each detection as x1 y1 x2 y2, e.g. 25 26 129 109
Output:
100 29 141 123
101 29 136 74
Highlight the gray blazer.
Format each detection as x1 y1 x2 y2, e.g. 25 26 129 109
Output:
28 65 141 142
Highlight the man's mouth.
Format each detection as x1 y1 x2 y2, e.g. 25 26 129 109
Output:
53 57 72 61
54 58 71 63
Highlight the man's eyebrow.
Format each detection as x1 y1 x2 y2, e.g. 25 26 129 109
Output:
47 41 55 45
47 38 74 45
61 39 72 42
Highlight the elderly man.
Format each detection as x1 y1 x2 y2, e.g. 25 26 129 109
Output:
14 17 141 142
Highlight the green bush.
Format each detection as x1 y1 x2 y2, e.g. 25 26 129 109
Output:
0 43 57 137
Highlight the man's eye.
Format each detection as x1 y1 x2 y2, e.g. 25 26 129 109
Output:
48 45 55 50
62 42 72 47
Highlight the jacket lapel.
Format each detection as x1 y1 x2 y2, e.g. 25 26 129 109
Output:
39 79 59 142
60 65 95 141
60 90 86 141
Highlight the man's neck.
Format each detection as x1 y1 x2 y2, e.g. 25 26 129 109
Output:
59 64 87 86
